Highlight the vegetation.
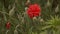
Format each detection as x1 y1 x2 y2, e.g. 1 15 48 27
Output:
0 0 60 34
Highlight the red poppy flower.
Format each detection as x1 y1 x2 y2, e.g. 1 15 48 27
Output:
27 4 41 18
6 21 11 29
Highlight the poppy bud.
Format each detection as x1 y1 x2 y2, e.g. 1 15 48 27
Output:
6 21 11 29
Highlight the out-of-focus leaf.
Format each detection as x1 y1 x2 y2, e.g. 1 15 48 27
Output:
27 27 33 34
46 16 60 26
9 4 15 16
14 30 18 34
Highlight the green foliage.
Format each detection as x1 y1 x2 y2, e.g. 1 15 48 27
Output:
0 0 60 34
46 16 60 26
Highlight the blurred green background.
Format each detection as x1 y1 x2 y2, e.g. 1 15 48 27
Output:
0 0 60 34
